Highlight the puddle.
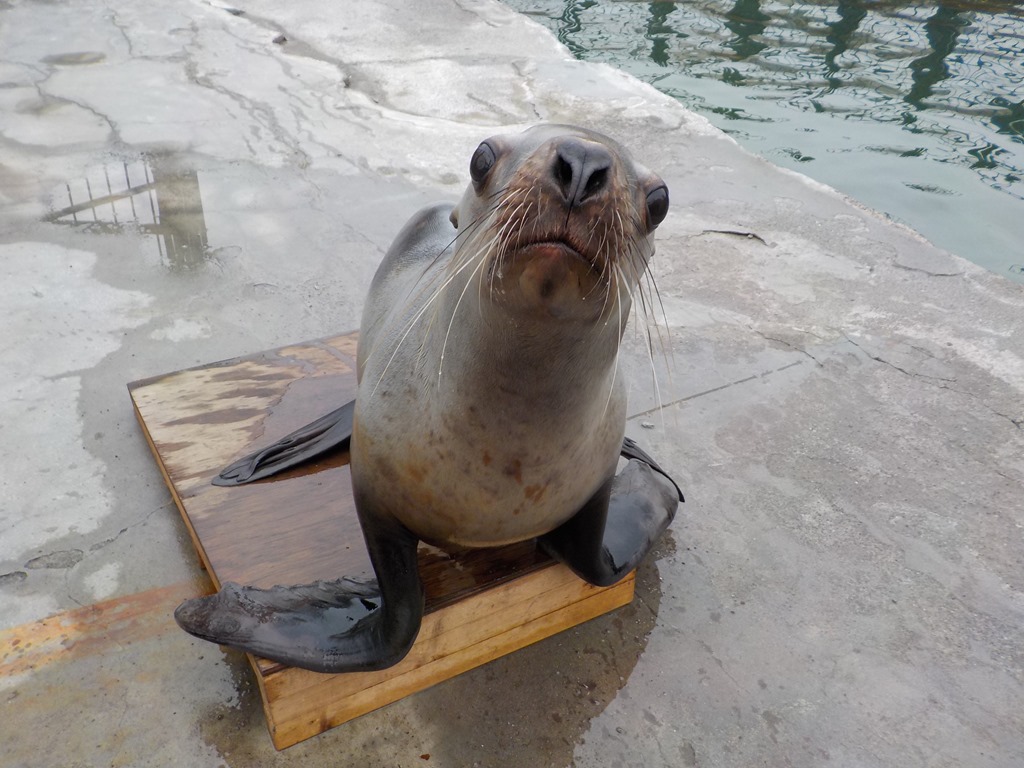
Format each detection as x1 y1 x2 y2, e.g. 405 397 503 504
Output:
43 154 210 270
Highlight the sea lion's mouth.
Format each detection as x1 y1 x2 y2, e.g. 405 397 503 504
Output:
514 240 599 272
489 238 608 320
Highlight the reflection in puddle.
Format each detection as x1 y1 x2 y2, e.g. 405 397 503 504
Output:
44 156 209 270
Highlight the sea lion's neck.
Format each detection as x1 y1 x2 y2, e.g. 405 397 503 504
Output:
426 293 625 424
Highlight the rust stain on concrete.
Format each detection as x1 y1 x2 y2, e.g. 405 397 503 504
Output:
0 581 209 677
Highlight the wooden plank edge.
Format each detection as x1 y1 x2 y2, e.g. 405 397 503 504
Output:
260 574 635 750
125 331 360 392
129 393 219 585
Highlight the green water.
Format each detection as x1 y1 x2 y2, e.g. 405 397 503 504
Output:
505 0 1024 283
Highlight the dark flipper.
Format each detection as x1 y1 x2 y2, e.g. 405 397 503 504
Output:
174 511 424 673
620 436 684 503
196 415 681 667
213 400 355 486
541 457 680 587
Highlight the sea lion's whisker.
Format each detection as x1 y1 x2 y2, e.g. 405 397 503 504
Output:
633 269 665 421
437 242 492 383
642 259 672 365
432 191 520 335
616 228 671 423
370 266 468 399
370 212 501 397
487 191 529 299
598 254 616 319
414 185 508 281
600 262 629 421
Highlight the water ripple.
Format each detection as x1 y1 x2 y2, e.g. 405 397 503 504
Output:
507 0 1024 282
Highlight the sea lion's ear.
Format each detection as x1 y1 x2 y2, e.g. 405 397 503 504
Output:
449 205 459 228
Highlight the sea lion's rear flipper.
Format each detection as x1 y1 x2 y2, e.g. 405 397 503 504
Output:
620 436 684 503
540 455 681 587
212 400 355 486
174 514 424 673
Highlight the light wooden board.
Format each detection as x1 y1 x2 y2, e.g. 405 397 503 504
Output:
129 332 634 749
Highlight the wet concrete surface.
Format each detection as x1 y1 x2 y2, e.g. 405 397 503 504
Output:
1 0 1022 766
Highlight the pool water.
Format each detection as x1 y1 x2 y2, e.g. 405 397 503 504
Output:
505 0 1024 283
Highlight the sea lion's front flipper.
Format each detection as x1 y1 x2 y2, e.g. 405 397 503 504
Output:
213 400 355 486
540 458 680 587
174 514 424 673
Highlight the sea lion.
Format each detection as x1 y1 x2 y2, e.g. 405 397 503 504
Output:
175 124 682 673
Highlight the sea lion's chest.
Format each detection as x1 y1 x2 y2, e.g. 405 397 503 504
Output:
350 382 623 549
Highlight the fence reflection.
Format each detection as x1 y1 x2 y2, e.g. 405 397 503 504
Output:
44 155 209 270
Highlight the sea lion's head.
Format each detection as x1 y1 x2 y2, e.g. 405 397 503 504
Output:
449 125 669 325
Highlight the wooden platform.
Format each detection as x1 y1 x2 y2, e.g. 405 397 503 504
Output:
128 332 634 749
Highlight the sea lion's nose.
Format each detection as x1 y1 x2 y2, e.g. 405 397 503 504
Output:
552 138 613 208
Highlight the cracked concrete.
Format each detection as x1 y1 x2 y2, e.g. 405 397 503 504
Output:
1 0 1023 766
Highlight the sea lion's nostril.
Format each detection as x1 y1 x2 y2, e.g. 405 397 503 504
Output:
553 139 613 207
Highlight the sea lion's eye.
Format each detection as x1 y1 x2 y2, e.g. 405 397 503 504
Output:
470 142 496 185
645 184 669 230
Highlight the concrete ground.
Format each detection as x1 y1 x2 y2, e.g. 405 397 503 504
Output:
1 1 1022 766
